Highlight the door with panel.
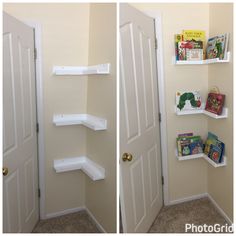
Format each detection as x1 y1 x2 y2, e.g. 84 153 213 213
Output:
3 12 39 233
120 4 163 233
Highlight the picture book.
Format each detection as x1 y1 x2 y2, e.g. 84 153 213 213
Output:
176 91 202 111
178 41 203 61
186 49 203 61
177 135 203 157
175 34 183 60
205 92 225 115
204 132 218 156
182 30 206 42
206 33 228 60
208 140 225 163
189 141 203 155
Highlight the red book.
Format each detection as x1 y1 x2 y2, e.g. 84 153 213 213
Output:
205 93 225 115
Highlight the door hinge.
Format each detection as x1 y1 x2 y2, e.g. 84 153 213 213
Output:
34 48 37 60
38 188 41 198
162 176 164 185
158 112 161 122
155 38 158 50
36 123 39 133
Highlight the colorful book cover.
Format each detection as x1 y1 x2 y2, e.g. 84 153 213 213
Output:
182 30 206 42
206 34 227 60
176 91 202 111
177 135 202 156
204 132 218 156
189 141 203 155
186 49 203 61
175 34 183 60
178 41 203 61
205 93 225 115
208 140 225 163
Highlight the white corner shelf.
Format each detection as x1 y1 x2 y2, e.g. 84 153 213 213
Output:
53 114 107 131
177 153 203 161
175 106 228 119
176 152 227 168
202 154 227 168
54 156 105 181
53 63 110 75
174 52 230 65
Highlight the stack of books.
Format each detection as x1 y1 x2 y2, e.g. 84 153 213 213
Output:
175 30 205 61
177 133 203 157
175 30 229 61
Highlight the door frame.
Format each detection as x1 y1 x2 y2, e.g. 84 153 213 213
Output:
25 21 46 219
143 11 169 206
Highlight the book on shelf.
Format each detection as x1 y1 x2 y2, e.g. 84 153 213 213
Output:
204 132 224 163
175 30 205 61
206 33 229 60
175 34 183 60
182 30 206 42
208 140 225 163
177 134 203 157
176 91 202 111
205 92 225 115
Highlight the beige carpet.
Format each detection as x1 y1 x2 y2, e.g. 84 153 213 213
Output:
148 197 229 233
32 210 101 233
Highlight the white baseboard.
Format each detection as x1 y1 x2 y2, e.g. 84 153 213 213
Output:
45 206 86 219
167 193 208 206
85 207 106 233
207 193 233 225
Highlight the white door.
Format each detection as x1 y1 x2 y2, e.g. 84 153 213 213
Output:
3 12 39 233
120 4 163 233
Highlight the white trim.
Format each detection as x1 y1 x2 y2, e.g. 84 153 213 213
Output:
144 11 169 205
167 193 208 206
45 206 86 219
207 193 233 225
85 207 107 233
25 21 46 219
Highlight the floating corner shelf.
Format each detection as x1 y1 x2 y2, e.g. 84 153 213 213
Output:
53 156 105 181
176 150 227 168
174 52 230 65
203 107 228 119
175 105 228 119
53 114 107 131
53 63 110 75
203 154 227 168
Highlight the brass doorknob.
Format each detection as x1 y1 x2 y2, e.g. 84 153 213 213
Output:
3 167 8 176
122 153 133 162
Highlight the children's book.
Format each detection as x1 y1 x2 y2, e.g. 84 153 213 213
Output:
206 34 228 60
176 91 202 111
178 41 203 61
182 30 205 42
205 92 225 115
186 49 203 61
175 34 183 60
177 135 203 156
204 132 218 156
208 140 225 163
